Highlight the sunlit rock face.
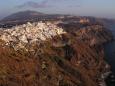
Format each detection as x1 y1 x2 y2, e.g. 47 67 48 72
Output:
0 22 66 49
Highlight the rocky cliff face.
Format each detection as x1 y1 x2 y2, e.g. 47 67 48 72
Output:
0 21 113 86
76 25 113 46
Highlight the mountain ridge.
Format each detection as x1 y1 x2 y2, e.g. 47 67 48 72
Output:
1 10 45 22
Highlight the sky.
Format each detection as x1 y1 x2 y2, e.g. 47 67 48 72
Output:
0 0 115 19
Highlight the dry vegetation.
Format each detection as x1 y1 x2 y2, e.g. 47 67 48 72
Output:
0 23 113 86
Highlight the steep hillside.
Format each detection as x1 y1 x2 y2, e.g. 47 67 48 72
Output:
0 22 113 86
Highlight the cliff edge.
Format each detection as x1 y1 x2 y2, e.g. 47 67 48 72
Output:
0 21 113 86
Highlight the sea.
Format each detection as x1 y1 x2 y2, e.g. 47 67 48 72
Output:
104 24 115 86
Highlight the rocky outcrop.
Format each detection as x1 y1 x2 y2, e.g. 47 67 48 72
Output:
0 22 113 86
75 25 113 46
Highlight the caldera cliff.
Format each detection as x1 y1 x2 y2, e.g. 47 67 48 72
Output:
0 21 113 86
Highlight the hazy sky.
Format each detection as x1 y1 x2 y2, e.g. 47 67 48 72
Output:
0 0 115 19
